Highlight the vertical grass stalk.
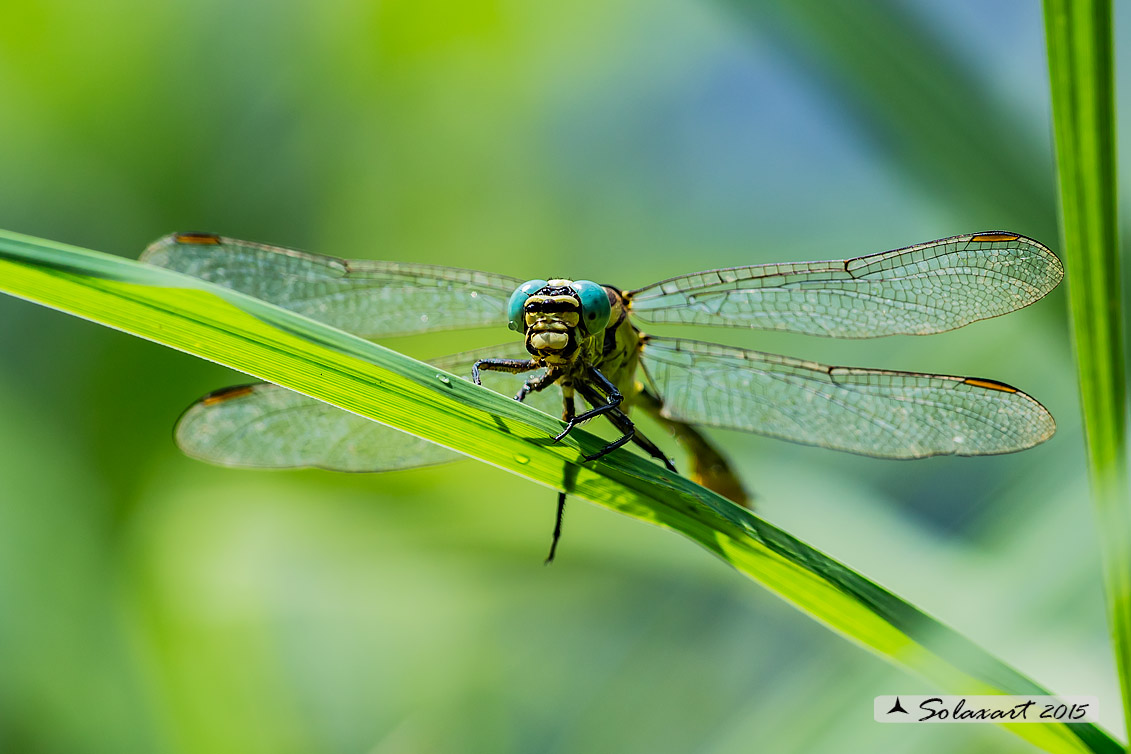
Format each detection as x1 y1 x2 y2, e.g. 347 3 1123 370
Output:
1043 0 1131 744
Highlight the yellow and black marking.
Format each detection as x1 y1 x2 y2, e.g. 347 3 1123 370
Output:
962 377 1018 393
523 290 583 363
173 231 223 245
969 232 1020 243
525 294 581 314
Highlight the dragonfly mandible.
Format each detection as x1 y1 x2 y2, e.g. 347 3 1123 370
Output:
144 231 1061 561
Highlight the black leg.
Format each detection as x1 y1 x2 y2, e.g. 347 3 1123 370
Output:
472 358 539 385
583 429 635 461
570 380 636 461
573 380 676 470
625 425 678 473
552 366 624 441
514 369 559 402
543 392 576 564
545 492 566 564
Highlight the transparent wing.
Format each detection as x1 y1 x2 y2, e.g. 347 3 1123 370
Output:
176 342 561 471
639 337 1055 458
627 232 1062 337
176 383 461 471
142 232 522 339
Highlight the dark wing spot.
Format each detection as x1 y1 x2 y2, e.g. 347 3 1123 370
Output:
962 377 1018 393
173 232 223 245
969 233 1020 243
201 384 257 406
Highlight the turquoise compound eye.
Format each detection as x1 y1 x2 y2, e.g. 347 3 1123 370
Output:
507 279 547 331
572 280 612 335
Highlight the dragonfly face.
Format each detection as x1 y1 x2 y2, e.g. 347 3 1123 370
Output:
145 230 1064 561
508 278 612 367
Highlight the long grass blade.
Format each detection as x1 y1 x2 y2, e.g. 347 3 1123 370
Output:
0 229 1119 753
1044 0 1131 745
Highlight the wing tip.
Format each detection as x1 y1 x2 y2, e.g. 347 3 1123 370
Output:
173 383 263 452
958 374 1058 452
968 229 1065 287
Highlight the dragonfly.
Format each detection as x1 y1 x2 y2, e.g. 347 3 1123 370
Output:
143 230 1061 561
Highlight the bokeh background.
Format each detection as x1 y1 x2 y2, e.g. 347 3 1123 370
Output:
1 1 1129 752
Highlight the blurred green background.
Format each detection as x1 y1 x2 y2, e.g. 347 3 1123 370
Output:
0 1 1127 752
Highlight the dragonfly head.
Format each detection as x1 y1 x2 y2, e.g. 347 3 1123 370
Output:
508 278 612 365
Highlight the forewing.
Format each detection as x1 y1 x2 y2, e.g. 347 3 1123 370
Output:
639 337 1055 458
627 232 1062 337
175 342 562 471
142 232 522 339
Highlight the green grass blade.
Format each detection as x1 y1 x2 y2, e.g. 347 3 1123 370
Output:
0 228 1119 754
1044 0 1131 744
